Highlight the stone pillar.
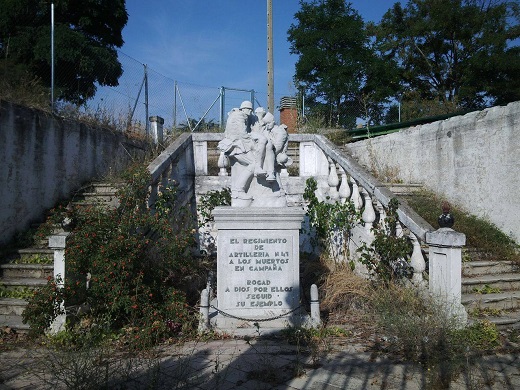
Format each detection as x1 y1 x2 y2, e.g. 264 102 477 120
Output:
48 232 70 333
149 116 164 144
426 228 468 325
309 284 321 327
193 140 208 176
198 288 210 332
299 141 328 177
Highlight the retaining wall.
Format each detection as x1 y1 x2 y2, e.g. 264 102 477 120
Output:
0 101 148 246
346 101 520 243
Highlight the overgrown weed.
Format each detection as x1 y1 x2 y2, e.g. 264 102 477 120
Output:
368 282 501 389
320 260 372 322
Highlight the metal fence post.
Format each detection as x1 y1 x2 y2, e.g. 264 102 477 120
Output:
144 64 149 136
173 80 178 130
220 86 225 130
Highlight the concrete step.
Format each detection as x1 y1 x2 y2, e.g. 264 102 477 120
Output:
381 183 423 196
0 277 48 290
462 291 520 311
85 182 121 194
462 273 520 294
1 263 53 279
487 311 520 330
75 192 119 204
462 260 516 277
16 248 53 263
0 314 30 332
0 298 27 316
71 199 117 209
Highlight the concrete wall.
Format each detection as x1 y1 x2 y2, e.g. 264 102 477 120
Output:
346 101 520 243
0 101 148 245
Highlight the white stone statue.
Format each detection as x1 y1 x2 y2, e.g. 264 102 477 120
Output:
218 101 292 207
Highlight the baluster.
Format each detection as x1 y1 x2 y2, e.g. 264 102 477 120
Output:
409 233 426 287
148 181 158 209
350 177 362 210
338 166 351 203
161 170 169 190
327 158 340 202
169 156 183 193
375 200 388 233
361 189 376 234
217 151 229 176
396 220 404 237
168 160 177 183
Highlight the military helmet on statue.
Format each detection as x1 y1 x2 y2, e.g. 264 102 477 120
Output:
240 100 253 110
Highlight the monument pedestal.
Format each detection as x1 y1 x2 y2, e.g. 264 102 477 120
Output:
211 207 307 335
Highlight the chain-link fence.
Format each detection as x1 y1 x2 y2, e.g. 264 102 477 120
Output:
83 50 289 136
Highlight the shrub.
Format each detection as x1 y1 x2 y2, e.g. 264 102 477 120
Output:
369 283 502 388
357 198 413 283
24 164 203 346
302 177 359 254
23 276 65 336
197 188 231 228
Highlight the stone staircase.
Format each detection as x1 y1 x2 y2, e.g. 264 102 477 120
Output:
390 183 520 329
71 182 120 209
2 176 519 332
0 183 120 332
0 248 54 331
461 248 520 329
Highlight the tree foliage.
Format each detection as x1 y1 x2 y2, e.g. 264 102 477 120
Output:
288 0 400 127
374 0 520 109
289 0 520 126
0 0 128 105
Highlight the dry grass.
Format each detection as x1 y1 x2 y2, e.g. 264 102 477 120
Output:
0 61 50 110
320 263 372 313
306 256 375 330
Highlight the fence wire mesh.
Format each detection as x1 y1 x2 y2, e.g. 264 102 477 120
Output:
81 51 289 135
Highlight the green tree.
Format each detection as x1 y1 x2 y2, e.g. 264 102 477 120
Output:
288 0 400 128
375 0 520 110
0 0 128 105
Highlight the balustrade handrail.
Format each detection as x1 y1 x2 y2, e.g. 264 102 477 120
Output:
147 132 192 183
312 134 434 241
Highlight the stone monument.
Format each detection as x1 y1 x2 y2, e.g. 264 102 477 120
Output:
217 101 293 207
202 102 308 334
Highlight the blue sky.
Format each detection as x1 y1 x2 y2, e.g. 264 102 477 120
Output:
120 0 394 107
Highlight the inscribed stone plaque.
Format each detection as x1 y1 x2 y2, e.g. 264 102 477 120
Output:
217 230 300 317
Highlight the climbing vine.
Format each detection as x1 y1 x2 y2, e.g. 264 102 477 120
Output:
357 198 413 284
303 177 359 254
197 188 231 227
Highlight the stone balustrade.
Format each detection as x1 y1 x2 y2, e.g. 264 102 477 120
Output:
146 133 195 211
